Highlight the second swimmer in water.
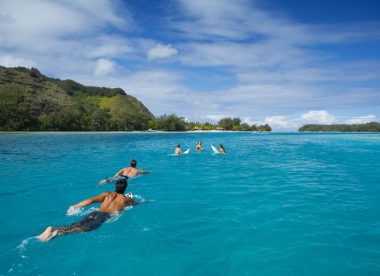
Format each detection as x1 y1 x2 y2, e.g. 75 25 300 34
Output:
196 141 203 151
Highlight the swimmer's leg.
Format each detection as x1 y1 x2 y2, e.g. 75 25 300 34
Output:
38 222 84 242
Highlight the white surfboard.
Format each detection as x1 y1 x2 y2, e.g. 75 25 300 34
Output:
170 148 190 156
211 144 219 154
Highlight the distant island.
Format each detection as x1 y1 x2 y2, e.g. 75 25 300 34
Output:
299 122 380 132
0 66 271 132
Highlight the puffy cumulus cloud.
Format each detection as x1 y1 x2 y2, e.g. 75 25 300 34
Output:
264 116 298 130
343 115 377 124
0 54 35 67
205 114 230 122
86 36 133 58
94 58 116 76
300 110 337 124
148 44 178 61
0 0 133 77
254 111 379 131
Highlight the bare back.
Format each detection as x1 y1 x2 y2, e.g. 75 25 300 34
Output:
99 192 135 212
119 167 140 177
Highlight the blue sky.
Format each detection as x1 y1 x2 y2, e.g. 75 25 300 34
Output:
0 0 379 130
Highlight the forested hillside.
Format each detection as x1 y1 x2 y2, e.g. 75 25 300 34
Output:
0 66 153 131
299 122 380 132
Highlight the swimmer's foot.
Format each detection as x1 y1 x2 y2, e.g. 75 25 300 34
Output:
38 226 54 242
51 230 59 239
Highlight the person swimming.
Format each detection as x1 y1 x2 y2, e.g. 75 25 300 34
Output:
174 144 182 154
114 159 149 178
38 179 137 241
219 144 226 154
196 140 203 151
99 159 149 185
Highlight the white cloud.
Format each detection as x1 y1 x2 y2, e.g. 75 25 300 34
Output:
343 115 377 124
300 110 337 124
205 114 229 122
0 54 35 67
148 44 178 60
251 111 379 131
86 36 133 58
94 58 116 76
264 116 298 129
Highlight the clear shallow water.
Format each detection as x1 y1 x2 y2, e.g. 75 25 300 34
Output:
1 132 380 275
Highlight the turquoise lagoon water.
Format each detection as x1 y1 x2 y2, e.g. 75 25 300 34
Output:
1 132 380 275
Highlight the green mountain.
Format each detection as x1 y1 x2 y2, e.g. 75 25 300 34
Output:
0 66 153 131
299 122 380 132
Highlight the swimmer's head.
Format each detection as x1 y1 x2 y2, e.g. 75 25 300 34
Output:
116 178 128 194
177 144 180 148
130 159 137 168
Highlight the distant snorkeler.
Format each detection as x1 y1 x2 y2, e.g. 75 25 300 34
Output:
38 179 138 242
196 140 203 151
219 144 226 154
175 144 182 154
99 159 149 185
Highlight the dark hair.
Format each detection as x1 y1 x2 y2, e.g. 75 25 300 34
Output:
219 144 226 152
115 178 128 194
177 144 180 147
130 159 137 168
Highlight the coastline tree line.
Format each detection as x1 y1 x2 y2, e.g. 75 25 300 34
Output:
299 122 380 132
148 114 272 131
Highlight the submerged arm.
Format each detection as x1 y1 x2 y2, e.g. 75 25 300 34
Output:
138 169 150 175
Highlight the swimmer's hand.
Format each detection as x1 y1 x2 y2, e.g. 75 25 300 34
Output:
98 178 109 185
67 205 81 216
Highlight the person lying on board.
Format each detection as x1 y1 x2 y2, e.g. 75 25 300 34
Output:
38 179 138 241
99 159 149 185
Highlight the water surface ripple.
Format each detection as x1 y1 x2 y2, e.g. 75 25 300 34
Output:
1 132 380 275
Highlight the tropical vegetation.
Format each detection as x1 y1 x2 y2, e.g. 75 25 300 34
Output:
299 122 380 132
0 66 153 131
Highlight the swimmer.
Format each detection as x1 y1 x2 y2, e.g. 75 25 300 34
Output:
219 144 226 154
196 140 203 151
38 179 136 242
174 144 182 154
99 159 149 185
114 159 149 178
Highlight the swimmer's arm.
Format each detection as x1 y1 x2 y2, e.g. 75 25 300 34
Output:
114 169 124 177
138 169 150 174
71 192 108 208
126 198 155 206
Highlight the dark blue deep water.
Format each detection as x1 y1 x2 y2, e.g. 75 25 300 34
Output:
1 132 380 275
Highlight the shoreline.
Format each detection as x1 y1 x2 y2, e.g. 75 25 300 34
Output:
1 131 379 134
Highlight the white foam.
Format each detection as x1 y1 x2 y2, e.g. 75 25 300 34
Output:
132 194 146 203
67 207 99 217
16 236 36 251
